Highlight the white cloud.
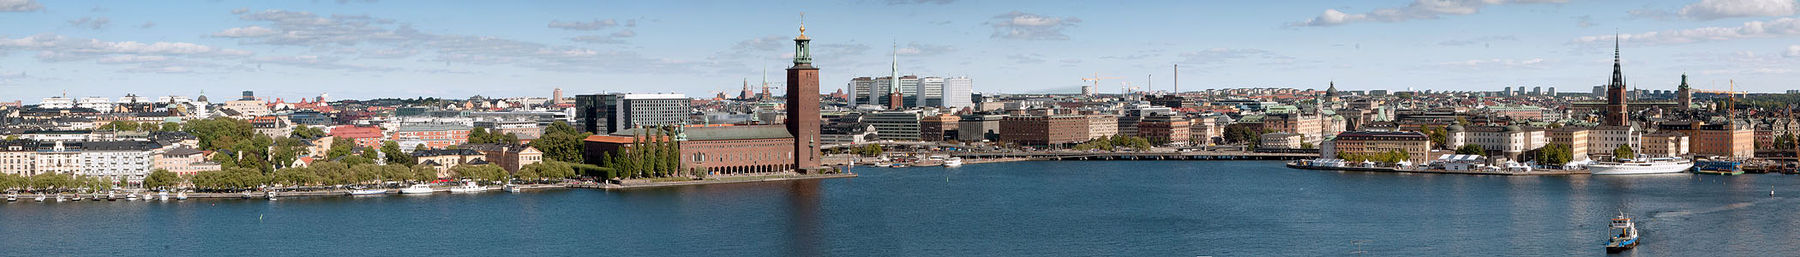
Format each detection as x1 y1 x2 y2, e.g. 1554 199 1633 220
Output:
548 19 620 31
0 0 43 12
1679 0 1799 20
0 33 253 62
1178 48 1293 64
1574 17 1800 45
987 11 1081 40
253 55 396 71
97 55 171 64
1293 0 1570 27
213 26 278 38
1436 58 1549 69
1787 45 1800 57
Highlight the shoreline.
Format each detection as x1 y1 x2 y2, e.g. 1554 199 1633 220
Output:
1284 163 1591 176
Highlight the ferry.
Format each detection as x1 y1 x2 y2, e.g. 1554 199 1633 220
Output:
1606 212 1639 253
448 182 489 193
1693 160 1744 175
399 184 436 194
348 189 388 196
1589 157 1693 175
942 157 964 168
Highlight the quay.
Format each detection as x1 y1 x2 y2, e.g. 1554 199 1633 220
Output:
953 151 1314 161
1284 162 1591 176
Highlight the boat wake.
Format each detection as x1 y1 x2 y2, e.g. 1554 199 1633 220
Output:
1649 197 1787 220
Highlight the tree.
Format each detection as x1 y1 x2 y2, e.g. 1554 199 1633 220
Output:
532 121 590 163
1421 125 1448 149
327 137 355 160
452 164 507 182
99 120 143 131
1455 144 1486 155
382 141 415 166
1534 144 1574 167
469 127 493 144
143 169 179 190
290 125 326 139
1614 145 1636 159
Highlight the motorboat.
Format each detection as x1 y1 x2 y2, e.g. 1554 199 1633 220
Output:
70 193 83 202
107 191 117 201
503 184 522 193
157 192 169 201
55 194 66 202
175 191 188 200
1693 160 1744 175
125 193 138 201
266 191 278 201
1590 157 1693 175
448 182 489 193
943 157 964 168
348 188 388 196
1606 212 1639 253
5 194 16 202
399 184 436 194
34 194 46 202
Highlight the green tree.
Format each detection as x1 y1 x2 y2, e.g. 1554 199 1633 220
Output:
469 127 493 144
452 164 507 182
327 137 355 160
1614 145 1636 159
531 121 590 163
290 125 327 139
1421 125 1448 149
1455 144 1486 155
382 141 415 166
143 169 179 190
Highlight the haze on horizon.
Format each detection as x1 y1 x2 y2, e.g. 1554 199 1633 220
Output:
1 0 1798 102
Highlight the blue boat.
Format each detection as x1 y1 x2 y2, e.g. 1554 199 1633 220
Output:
1693 160 1743 175
1606 212 1638 253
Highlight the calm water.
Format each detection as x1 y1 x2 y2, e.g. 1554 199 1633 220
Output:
5 161 1800 256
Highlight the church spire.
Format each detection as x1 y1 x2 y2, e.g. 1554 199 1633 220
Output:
890 42 900 92
1609 34 1625 89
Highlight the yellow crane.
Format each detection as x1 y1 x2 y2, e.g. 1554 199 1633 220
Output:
1081 73 1121 95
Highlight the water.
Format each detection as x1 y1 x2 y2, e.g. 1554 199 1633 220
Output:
4 161 1799 256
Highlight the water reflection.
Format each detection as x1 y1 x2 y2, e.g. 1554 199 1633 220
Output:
783 180 823 257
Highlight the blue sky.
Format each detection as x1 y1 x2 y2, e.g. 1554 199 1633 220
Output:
2 0 1799 102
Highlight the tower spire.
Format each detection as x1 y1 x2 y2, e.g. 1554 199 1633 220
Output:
792 13 812 66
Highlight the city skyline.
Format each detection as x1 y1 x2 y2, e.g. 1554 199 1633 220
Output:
3 0 1800 102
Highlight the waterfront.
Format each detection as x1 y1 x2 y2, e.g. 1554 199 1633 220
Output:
6 160 1800 256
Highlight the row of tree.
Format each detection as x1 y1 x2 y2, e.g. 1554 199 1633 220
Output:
1337 149 1412 164
596 127 685 179
468 127 521 145
0 173 119 192
530 121 589 164
1073 135 1154 151
97 120 183 132
179 160 589 191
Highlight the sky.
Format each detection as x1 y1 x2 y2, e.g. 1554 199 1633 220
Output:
2 0 1799 103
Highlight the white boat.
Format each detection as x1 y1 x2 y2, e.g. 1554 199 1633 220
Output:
448 182 489 193
1606 212 1639 253
1590 157 1694 175
503 184 522 193
107 191 117 201
399 184 435 194
266 191 278 201
175 192 188 200
34 194 46 202
348 189 388 195
126 193 138 201
157 192 169 201
70 194 83 202
943 157 964 167
5 194 16 202
55 194 66 202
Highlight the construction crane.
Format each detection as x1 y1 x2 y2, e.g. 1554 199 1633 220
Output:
1120 82 1141 95
1081 73 1121 95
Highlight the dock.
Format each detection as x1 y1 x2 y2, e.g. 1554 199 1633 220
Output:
1285 163 1591 176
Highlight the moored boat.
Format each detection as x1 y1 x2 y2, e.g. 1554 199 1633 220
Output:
266 191 278 201
5 194 16 202
399 184 435 194
1590 157 1693 175
503 184 522 193
175 191 188 200
125 193 138 201
943 157 963 167
1694 160 1743 175
1606 212 1639 253
34 194 46 202
448 182 489 193
157 192 169 201
348 189 388 196
55 194 66 202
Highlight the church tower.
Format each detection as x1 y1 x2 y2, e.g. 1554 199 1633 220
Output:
1605 36 1630 126
1676 73 1693 109
886 43 905 110
785 18 823 173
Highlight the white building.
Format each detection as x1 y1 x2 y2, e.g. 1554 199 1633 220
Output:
79 141 160 184
943 77 973 109
78 97 114 112
40 97 76 109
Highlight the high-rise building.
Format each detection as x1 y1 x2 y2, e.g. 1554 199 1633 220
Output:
785 22 823 173
574 93 690 134
943 77 973 109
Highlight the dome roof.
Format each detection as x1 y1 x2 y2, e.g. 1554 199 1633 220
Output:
1502 125 1523 133
1445 124 1464 132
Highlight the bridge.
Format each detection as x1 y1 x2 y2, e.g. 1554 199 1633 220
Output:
822 141 969 149
951 151 1316 161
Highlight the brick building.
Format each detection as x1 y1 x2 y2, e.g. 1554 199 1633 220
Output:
1000 115 1088 147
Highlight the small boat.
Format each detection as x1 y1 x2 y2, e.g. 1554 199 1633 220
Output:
399 184 435 194
503 184 522 193
157 192 169 201
448 182 489 193
71 194 83 202
266 191 278 201
1693 160 1744 175
239 192 253 199
34 194 46 202
943 157 964 167
55 194 66 202
5 194 16 202
107 192 117 201
348 189 388 196
175 192 188 200
1606 212 1639 253
125 193 138 201
1590 157 1694 175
